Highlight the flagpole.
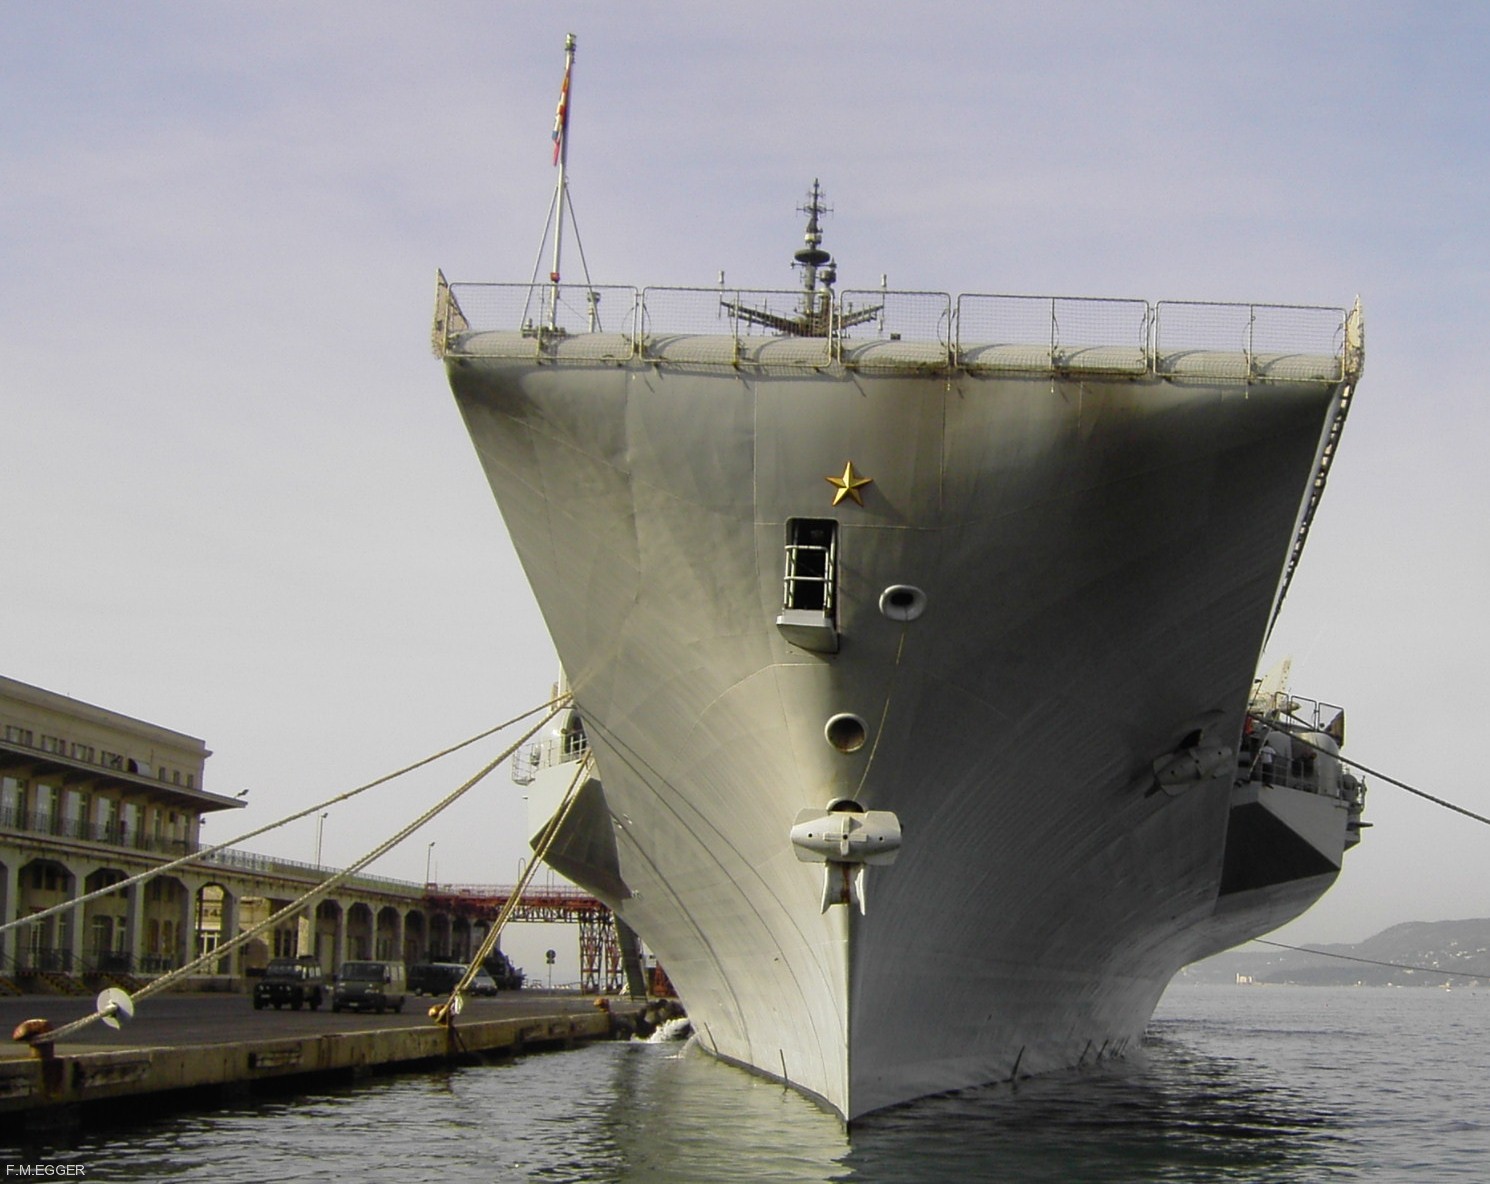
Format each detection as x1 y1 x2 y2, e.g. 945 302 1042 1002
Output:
547 33 576 332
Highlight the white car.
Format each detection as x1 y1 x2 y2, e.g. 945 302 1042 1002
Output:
467 967 498 996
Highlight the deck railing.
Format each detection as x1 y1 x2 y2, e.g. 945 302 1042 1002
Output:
1 805 198 858
435 276 1361 383
511 733 590 786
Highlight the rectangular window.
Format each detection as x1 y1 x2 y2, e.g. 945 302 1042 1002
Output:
34 784 57 833
782 518 838 617
70 742 96 763
61 789 84 838
4 725 35 746
120 801 139 846
1 775 25 827
96 796 119 843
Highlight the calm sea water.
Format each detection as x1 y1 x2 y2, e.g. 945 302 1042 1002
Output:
7 984 1487 1182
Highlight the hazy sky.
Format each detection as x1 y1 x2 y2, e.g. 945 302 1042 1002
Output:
4 2 1488 980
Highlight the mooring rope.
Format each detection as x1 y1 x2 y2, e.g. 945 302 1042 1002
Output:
1250 712 1490 828
432 752 594 1023
27 700 567 1045
1337 754 1490 827
0 694 570 940
1242 712 1490 979
1251 938 1489 982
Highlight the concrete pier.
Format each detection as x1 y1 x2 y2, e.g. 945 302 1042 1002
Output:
1 992 625 1134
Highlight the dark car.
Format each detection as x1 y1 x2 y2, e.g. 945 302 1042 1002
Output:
408 962 464 997
253 956 326 1011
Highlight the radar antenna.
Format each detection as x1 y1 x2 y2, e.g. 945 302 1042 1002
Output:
727 180 882 338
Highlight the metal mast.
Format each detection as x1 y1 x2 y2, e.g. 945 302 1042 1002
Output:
545 33 577 332
794 179 833 330
726 180 880 338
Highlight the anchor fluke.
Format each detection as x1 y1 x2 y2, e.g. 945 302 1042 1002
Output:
790 800 902 914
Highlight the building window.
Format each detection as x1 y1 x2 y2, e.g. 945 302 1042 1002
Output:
61 789 84 838
120 801 139 846
34 784 58 834
782 518 838 617
273 928 298 959
4 725 34 746
102 751 124 770
95 796 119 843
70 742 96 763
40 735 62 754
1 775 24 827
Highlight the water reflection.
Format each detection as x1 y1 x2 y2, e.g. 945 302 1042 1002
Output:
15 988 1453 1183
577 1042 847 1184
836 1038 1352 1184
571 1034 1351 1184
10 1040 1347 1184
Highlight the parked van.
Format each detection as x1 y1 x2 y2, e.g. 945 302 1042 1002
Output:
331 960 407 1013
408 962 464 997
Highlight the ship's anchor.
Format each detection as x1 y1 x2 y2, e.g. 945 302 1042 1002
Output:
790 799 902 914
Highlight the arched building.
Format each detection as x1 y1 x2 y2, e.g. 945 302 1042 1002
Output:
0 675 447 991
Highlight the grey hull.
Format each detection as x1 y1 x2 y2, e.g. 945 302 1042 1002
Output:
446 337 1355 1119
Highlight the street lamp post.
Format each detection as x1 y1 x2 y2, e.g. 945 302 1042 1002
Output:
315 812 328 868
426 841 436 886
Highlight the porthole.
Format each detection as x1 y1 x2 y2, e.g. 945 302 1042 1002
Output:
878 584 927 622
824 714 868 753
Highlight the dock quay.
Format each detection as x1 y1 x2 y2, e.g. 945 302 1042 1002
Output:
1 991 631 1135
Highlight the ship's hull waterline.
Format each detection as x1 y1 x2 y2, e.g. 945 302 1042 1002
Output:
444 329 1356 1120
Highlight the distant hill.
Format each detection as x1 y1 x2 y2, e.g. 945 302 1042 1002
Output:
1177 918 1490 987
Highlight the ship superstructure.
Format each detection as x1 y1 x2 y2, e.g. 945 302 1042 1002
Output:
434 57 1365 1119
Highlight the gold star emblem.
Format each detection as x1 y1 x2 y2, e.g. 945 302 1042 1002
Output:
825 460 873 507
